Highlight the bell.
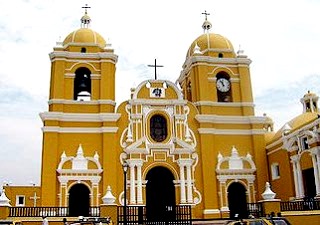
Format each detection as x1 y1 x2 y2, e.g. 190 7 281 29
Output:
78 80 87 89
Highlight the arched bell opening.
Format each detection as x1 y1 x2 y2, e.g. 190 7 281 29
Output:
74 67 92 101
216 71 232 102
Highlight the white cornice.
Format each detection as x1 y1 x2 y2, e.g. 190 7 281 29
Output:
49 51 118 63
266 146 283 155
193 101 254 107
40 112 121 122
208 77 240 82
178 56 252 82
203 209 221 214
42 126 118 133
57 169 103 174
129 99 188 106
65 73 101 79
187 56 252 66
198 128 266 135
195 114 266 124
48 99 116 106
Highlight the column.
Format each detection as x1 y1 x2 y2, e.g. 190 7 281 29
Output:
311 151 320 196
91 179 100 206
247 182 252 203
296 160 305 198
179 163 186 203
186 164 193 203
129 163 136 204
316 150 320 183
291 158 299 198
136 162 143 204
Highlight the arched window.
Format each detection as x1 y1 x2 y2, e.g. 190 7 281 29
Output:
218 53 223 58
150 114 167 142
216 72 232 102
74 67 91 101
81 47 87 53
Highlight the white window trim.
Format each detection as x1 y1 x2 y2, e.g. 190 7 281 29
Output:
16 195 25 206
271 163 280 180
300 136 309 151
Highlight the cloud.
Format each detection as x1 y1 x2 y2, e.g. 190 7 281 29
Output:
255 74 320 130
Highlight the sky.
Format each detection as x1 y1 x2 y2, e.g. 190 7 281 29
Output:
0 0 320 187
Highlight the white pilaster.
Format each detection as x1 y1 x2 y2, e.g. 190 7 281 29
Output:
179 163 186 203
136 162 143 204
186 164 193 203
311 152 320 196
129 163 136 204
316 150 320 184
296 159 305 198
291 158 299 198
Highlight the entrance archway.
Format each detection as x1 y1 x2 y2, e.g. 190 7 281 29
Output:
146 166 176 221
303 168 316 199
69 183 90 216
228 182 248 219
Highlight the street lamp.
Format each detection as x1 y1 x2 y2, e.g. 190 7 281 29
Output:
123 161 129 225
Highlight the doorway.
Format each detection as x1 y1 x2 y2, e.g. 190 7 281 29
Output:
69 183 90 216
228 182 248 219
146 166 176 221
303 168 316 199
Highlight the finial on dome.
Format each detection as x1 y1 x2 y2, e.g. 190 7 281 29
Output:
201 10 212 33
81 4 91 28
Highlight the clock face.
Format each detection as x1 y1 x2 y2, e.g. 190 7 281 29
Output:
216 78 230 92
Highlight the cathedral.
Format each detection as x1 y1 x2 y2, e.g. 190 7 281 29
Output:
2 7 320 222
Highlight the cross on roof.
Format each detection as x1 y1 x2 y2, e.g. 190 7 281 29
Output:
202 10 210 20
30 192 40 207
148 59 163 80
82 4 91 13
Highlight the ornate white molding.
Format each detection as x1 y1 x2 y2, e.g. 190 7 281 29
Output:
194 101 254 107
40 112 121 122
48 99 116 106
132 80 184 101
198 128 265 135
49 51 118 63
42 126 118 133
195 114 266 124
178 56 252 82
203 209 220 214
65 73 101 80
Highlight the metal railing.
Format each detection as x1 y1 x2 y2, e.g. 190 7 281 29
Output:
247 202 264 218
117 205 192 225
280 199 320 211
9 206 100 217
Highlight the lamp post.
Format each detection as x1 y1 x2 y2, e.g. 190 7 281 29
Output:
123 161 129 225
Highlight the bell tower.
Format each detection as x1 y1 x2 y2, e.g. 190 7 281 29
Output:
48 7 117 111
39 8 120 207
177 13 254 116
177 12 269 218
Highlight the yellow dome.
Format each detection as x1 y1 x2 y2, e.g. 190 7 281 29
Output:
303 90 317 98
271 112 319 142
187 33 235 57
63 28 106 48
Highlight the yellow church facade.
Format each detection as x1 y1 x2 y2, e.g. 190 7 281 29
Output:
2 9 319 222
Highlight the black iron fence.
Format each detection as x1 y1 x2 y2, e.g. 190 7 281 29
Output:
117 205 192 225
281 199 320 211
246 202 264 218
9 207 100 217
